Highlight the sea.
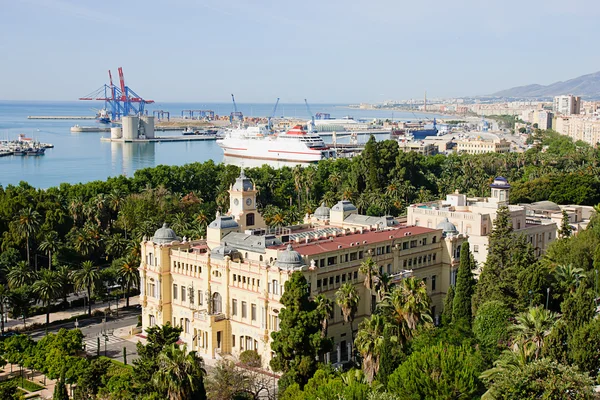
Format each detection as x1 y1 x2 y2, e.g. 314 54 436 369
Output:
0 101 449 189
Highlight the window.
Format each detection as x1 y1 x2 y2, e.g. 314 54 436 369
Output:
344 254 349 262
319 259 325 268
251 304 257 321
422 238 427 246
433 253 437 261
317 279 321 288
232 335 236 347
185 318 190 333
432 236 437 243
246 213 255 226
432 275 436 291
212 292 222 314
327 256 337 266
350 252 357 261
387 264 391 274
173 284 178 300
233 274 237 282
473 245 479 253
410 240 417 248
272 280 279 295
242 301 247 318
232 299 238 316
358 251 364 259
181 286 186 302
149 315 156 327
403 242 409 250
198 290 203 305
342 274 346 283
353 271 358 280
386 245 391 254
335 275 340 284
329 277 334 285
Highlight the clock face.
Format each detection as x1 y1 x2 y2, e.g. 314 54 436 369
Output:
246 198 252 206
234 198 239 206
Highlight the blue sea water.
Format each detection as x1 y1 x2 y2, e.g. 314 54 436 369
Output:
0 101 447 189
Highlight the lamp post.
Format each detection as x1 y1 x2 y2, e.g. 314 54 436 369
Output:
546 287 550 310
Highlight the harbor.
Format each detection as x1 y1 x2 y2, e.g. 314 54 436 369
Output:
101 135 217 143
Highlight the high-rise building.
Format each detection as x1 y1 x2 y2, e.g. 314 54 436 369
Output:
553 95 581 115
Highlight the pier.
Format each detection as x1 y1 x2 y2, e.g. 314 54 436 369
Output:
71 125 199 133
101 135 217 143
28 116 96 120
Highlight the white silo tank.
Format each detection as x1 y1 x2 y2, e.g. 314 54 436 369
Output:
110 127 122 139
141 116 155 139
122 116 139 140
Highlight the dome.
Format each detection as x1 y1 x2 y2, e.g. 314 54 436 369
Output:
152 223 180 244
275 244 304 270
232 169 255 192
210 242 240 260
208 215 239 230
314 203 331 220
490 176 511 189
529 201 561 212
331 200 357 212
436 217 458 236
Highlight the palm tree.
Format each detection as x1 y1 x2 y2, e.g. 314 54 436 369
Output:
117 255 140 307
374 273 393 298
359 258 378 293
104 232 128 260
379 277 432 342
354 314 386 383
171 212 190 234
71 261 101 316
0 284 9 333
32 269 61 328
7 261 38 289
38 231 60 270
553 264 586 295
55 265 72 305
15 207 41 267
336 283 360 347
510 306 558 360
153 344 206 400
328 171 342 191
314 294 334 338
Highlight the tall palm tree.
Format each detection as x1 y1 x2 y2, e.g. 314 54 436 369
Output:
553 264 586 295
374 273 393 298
354 314 386 383
38 231 60 270
71 261 101 316
117 255 140 307
314 294 334 338
359 258 378 293
379 277 432 342
32 269 61 328
55 265 72 305
336 283 360 346
153 344 206 400
15 207 41 267
510 306 558 360
104 232 128 260
328 171 342 192
170 212 190 234
7 261 38 289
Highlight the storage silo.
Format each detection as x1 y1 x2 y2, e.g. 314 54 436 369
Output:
141 116 155 139
122 116 139 140
110 127 123 139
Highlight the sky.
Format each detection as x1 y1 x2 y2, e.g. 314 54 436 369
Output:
1 0 599 103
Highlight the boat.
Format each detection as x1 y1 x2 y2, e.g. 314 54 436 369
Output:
13 147 26 156
96 108 111 124
182 127 219 136
391 119 438 140
26 147 45 156
217 124 336 163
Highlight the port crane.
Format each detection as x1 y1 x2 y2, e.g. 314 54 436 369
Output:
79 68 154 121
230 94 243 123
267 98 280 131
304 99 316 132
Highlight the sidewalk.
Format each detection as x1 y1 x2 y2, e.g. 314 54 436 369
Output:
4 295 140 331
0 363 57 399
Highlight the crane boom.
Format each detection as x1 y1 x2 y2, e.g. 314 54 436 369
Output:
304 99 316 132
268 98 280 130
231 94 238 113
230 93 243 123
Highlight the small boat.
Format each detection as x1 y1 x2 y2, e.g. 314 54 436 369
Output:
13 148 26 156
182 127 219 136
26 147 45 156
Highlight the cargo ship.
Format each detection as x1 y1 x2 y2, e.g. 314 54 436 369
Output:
391 119 438 140
217 125 335 163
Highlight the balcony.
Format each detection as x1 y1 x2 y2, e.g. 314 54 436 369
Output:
193 311 226 323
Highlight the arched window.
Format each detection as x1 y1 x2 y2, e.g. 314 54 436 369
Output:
212 292 222 314
246 213 255 226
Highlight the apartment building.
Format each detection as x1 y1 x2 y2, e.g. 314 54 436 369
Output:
553 95 581 116
455 137 511 154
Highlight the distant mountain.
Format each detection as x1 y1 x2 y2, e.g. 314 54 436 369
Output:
490 71 600 98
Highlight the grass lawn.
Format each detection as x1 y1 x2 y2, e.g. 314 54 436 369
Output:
8 376 44 392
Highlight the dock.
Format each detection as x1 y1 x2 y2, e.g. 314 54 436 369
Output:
28 116 96 120
71 125 202 133
101 135 218 143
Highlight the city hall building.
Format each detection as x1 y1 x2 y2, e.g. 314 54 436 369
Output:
139 171 466 368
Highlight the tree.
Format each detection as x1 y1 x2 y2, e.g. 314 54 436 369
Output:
14 207 41 267
38 231 60 270
205 360 250 400
314 294 333 338
558 210 572 238
387 343 484 399
441 285 454 326
354 314 386 383
116 255 140 307
379 277 432 342
359 258 378 293
570 317 600 377
71 260 100 316
53 371 69 400
55 265 72 305
510 306 558 360
553 264 586 297
32 269 61 328
335 283 360 343
7 261 38 289
472 301 511 361
481 359 596 400
9 286 34 327
0 284 9 333
376 324 401 388
271 272 332 392
152 344 206 400
453 242 475 325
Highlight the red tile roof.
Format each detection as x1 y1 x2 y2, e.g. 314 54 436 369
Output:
272 226 438 256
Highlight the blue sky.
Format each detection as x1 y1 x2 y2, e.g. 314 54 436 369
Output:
1 0 599 103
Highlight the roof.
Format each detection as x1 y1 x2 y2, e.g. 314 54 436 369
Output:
343 214 399 228
331 200 357 213
272 226 437 256
221 232 282 254
208 215 239 229
152 223 180 244
528 201 561 212
490 176 511 189
275 244 304 270
232 170 255 192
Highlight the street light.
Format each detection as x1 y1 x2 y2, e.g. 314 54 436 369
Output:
74 318 79 330
546 287 550 310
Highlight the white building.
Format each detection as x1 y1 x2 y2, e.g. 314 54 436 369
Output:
553 95 581 116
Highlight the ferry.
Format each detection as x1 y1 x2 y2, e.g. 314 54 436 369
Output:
217 125 336 163
182 127 219 137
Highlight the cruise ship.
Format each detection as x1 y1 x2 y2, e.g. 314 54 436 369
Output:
217 125 336 163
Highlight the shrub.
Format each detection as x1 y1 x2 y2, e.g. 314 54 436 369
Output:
239 350 261 368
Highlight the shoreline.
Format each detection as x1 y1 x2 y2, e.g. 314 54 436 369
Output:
337 106 465 120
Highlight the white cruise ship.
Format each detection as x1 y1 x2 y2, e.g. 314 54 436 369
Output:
217 125 335 163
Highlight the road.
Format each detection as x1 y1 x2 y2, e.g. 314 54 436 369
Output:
28 310 142 363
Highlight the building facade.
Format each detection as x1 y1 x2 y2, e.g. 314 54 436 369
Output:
554 116 600 147
455 138 511 154
139 172 466 369
407 177 557 267
553 95 581 116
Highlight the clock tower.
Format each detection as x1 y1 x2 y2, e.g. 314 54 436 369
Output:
228 169 266 231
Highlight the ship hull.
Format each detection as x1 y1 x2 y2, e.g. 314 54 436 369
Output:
218 138 330 163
